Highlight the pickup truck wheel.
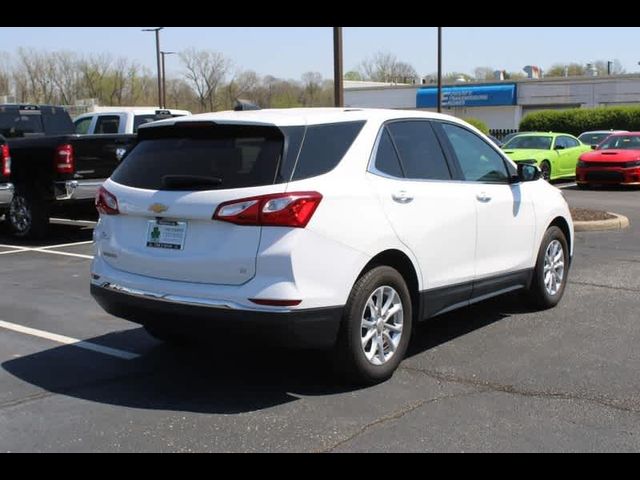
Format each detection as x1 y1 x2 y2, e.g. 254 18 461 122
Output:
8 186 50 239
333 266 412 385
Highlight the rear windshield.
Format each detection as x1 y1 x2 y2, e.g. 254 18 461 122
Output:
111 120 365 191
578 133 610 146
0 108 73 137
504 135 552 150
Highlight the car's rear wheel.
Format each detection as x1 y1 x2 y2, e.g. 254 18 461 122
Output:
525 226 569 309
540 161 552 181
334 266 412 385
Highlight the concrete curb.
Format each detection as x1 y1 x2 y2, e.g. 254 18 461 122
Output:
574 212 630 232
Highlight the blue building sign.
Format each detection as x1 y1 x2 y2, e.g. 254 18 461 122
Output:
416 83 517 108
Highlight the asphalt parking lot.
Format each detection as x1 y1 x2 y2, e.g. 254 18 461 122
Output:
1 185 639 452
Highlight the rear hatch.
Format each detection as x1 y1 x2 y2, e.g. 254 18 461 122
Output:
102 122 299 285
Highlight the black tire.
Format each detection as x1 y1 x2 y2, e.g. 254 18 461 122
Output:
8 184 50 239
540 161 551 181
143 325 190 345
333 266 413 385
525 226 569 309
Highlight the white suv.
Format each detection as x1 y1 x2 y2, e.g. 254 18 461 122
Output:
90 108 573 384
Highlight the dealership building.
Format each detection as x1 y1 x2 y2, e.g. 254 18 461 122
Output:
344 74 640 132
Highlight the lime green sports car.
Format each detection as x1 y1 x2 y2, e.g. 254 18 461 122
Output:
502 132 591 181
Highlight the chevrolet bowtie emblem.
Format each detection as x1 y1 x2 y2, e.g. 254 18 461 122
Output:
149 203 168 214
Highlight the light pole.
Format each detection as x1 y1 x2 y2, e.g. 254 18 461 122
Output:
437 27 442 113
142 27 164 108
160 51 176 108
333 27 344 107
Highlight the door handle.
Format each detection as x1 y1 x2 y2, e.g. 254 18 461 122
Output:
476 192 492 202
392 191 414 204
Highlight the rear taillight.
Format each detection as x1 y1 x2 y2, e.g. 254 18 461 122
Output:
95 186 119 215
55 144 74 174
1 144 10 177
213 192 322 228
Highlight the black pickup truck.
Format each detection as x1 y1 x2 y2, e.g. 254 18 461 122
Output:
0 104 136 238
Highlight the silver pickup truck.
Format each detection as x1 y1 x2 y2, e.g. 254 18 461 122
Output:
73 108 190 135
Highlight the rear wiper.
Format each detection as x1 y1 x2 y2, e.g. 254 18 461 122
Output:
161 175 223 190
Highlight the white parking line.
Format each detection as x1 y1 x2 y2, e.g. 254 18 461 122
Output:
0 248 29 255
38 240 94 250
31 249 94 260
50 218 98 226
0 241 94 259
0 320 140 360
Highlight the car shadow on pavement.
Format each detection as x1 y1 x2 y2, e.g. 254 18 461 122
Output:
408 292 538 357
2 293 537 415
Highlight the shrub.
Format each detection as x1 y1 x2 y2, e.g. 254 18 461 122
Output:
519 106 640 136
462 117 489 134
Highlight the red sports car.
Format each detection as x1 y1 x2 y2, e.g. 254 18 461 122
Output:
576 132 640 187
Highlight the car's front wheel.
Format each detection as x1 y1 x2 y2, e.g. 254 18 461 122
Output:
334 266 413 385
525 226 569 309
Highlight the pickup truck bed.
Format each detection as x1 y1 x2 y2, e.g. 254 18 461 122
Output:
0 104 136 238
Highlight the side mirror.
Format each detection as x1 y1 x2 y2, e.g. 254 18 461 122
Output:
517 163 541 182
591 144 597 150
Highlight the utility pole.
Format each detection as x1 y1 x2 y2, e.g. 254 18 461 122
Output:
333 27 344 107
161 51 176 108
142 27 164 108
437 27 442 113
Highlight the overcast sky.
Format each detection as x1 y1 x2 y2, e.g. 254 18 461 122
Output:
0 27 638 80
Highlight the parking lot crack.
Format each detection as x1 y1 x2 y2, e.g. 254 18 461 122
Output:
568 280 640 293
0 390 57 410
401 366 640 415
315 389 479 453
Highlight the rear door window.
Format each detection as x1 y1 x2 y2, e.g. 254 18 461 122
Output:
95 115 121 134
386 121 451 180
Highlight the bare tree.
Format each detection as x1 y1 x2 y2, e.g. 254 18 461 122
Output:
359 52 417 83
223 69 260 109
301 71 323 106
179 48 230 112
474 66 496 81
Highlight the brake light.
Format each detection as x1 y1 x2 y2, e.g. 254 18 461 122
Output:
95 186 119 215
213 192 322 228
55 144 74 174
1 144 10 176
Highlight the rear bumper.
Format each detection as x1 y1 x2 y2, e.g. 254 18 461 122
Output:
0 182 13 206
90 283 343 349
576 166 640 185
55 179 106 201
